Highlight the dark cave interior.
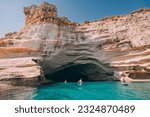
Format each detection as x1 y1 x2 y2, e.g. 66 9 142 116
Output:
45 63 114 82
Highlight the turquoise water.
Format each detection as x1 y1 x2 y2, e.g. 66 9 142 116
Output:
33 82 150 100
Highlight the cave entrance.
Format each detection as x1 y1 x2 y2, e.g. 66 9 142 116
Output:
45 63 114 82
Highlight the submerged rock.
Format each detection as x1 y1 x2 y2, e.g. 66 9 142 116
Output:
0 2 150 87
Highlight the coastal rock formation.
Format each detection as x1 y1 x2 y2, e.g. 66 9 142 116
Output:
0 2 150 87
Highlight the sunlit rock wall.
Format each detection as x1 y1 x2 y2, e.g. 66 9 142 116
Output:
0 2 150 85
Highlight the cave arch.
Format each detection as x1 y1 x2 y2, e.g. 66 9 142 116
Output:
45 63 115 82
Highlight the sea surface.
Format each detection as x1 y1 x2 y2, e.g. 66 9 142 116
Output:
1 82 150 100
34 82 150 100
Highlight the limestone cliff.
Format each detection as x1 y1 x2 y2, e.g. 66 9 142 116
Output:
0 2 150 87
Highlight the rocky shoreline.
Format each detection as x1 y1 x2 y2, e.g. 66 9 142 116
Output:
0 2 150 89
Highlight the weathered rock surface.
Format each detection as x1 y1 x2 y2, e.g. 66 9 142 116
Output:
0 2 150 86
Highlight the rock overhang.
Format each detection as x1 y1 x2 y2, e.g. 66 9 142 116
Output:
0 2 150 85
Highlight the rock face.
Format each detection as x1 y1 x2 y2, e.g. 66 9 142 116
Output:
24 2 57 26
0 2 150 87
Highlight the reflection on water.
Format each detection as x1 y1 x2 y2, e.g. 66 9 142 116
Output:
0 86 36 100
0 82 150 100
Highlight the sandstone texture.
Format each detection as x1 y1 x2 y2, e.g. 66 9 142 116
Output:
0 2 150 87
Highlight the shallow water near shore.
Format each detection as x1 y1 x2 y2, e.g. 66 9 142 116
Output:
1 82 150 100
33 82 150 100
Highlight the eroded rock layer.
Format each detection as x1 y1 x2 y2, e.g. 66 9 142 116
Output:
0 2 150 86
